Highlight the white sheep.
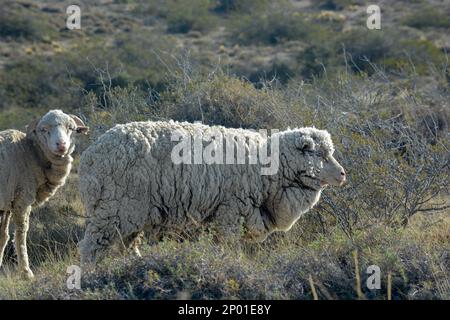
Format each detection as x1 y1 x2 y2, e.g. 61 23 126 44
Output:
0 110 88 279
79 121 345 264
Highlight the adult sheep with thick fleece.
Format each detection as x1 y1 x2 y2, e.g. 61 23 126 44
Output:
79 121 346 264
0 110 88 279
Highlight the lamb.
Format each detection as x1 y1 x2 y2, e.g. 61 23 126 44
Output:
79 121 346 265
0 110 88 279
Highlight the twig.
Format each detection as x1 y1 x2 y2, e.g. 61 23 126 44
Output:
387 272 392 300
309 275 318 300
353 250 365 299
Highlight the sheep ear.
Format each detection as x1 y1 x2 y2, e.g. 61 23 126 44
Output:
296 135 315 151
70 115 89 135
26 118 39 137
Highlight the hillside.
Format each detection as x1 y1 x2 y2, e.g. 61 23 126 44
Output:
0 0 448 300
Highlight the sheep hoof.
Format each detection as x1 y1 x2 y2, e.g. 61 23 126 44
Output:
20 269 34 280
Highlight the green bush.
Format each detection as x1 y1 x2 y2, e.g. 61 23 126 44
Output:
298 45 335 79
288 72 449 231
230 7 322 45
214 0 270 13
314 0 357 11
0 43 113 111
113 31 178 91
382 39 447 74
0 107 46 131
0 8 56 40
80 86 159 140
403 7 450 29
336 28 395 73
336 29 447 75
166 0 217 33
0 29 178 114
158 73 284 129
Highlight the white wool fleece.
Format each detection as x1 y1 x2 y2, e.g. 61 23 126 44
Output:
78 121 343 265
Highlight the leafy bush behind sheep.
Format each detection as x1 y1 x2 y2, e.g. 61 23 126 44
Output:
0 2 57 41
79 64 449 237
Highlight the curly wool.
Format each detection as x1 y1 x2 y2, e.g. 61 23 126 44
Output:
79 121 336 264
0 110 87 279
0 126 76 210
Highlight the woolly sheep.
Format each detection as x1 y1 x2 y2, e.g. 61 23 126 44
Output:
0 110 88 279
79 121 346 264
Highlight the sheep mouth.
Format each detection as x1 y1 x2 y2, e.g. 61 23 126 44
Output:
52 151 66 157
297 175 323 191
50 147 69 157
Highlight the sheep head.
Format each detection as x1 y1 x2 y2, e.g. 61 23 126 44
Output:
26 110 89 158
278 127 346 190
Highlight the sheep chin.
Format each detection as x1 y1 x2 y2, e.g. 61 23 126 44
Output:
299 175 322 191
50 151 65 158
51 144 75 158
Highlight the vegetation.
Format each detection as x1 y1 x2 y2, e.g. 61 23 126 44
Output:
1 212 448 299
226 1 335 46
403 7 450 29
166 0 217 33
0 0 448 300
0 4 57 41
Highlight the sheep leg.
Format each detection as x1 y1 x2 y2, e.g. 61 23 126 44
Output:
0 210 12 268
12 207 34 279
79 223 116 266
244 207 271 242
210 205 244 243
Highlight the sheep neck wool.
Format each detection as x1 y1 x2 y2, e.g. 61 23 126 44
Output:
26 137 73 207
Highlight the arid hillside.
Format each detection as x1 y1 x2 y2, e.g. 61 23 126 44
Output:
0 0 448 300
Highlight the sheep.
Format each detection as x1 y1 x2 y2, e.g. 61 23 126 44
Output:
79 121 346 265
0 110 88 279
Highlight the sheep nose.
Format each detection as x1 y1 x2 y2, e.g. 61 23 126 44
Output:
339 170 346 184
56 141 67 151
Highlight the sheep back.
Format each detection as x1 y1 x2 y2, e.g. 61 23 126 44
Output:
78 121 273 239
0 130 46 211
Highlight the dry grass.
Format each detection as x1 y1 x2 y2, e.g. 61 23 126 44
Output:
0 207 448 300
0 0 448 300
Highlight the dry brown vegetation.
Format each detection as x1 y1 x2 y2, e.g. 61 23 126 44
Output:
0 0 448 299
